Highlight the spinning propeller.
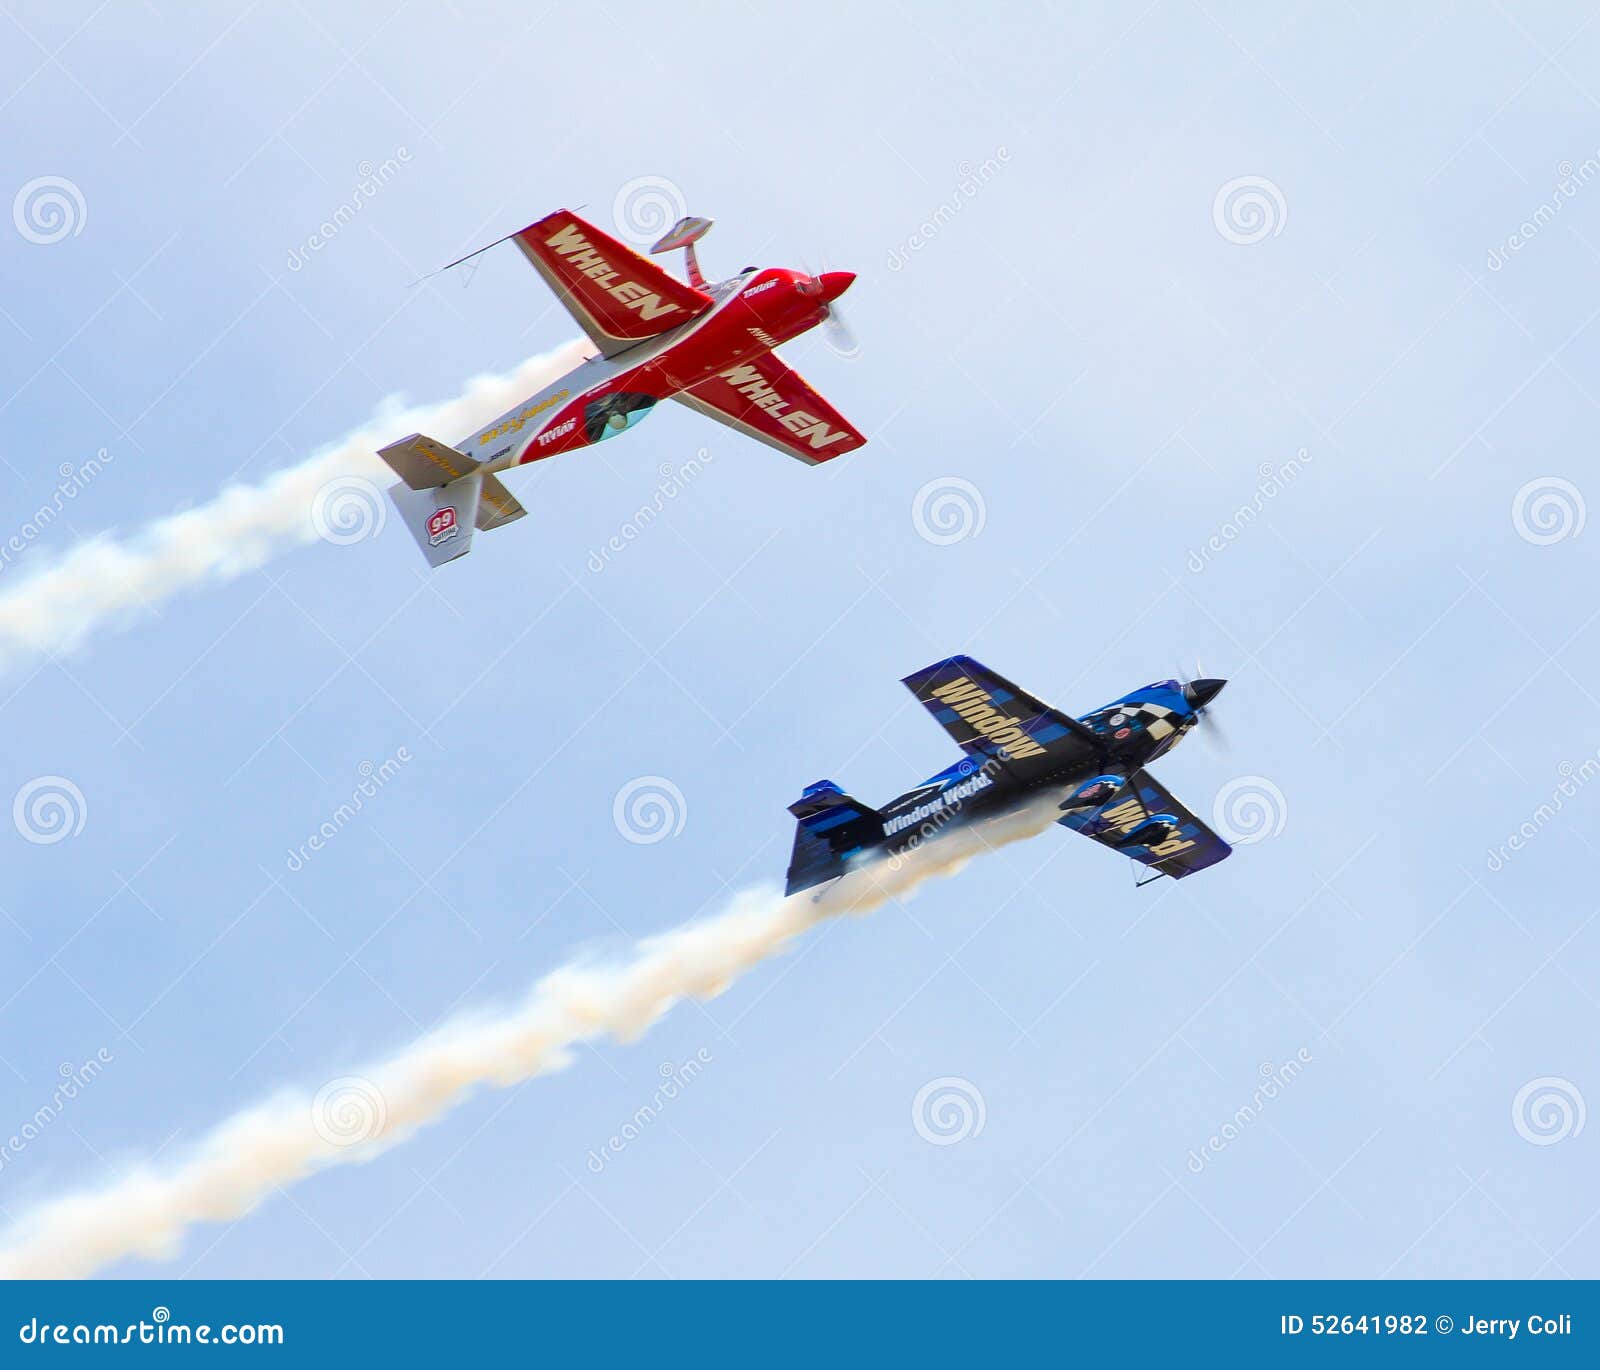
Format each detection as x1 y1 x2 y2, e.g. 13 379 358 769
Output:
797 264 859 357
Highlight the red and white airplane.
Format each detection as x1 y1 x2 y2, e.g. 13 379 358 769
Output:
380 209 864 565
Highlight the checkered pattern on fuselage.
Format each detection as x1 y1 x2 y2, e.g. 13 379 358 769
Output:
1080 684 1196 761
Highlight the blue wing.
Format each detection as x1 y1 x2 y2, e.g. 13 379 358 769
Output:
901 655 1101 778
1057 769 1231 879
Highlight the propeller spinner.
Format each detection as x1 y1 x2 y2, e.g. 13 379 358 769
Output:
1181 672 1228 750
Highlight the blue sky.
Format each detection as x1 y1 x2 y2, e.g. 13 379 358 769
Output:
0 0 1597 1277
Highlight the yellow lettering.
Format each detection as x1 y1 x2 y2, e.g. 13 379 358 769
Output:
933 678 983 704
477 391 570 445
803 421 853 450
1099 799 1147 832
929 679 1052 759
1149 837 1196 857
544 222 589 255
632 292 679 321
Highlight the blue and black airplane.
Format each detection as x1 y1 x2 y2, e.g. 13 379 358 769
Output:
785 655 1232 897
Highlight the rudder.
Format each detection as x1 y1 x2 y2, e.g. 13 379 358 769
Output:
388 475 480 568
785 780 882 896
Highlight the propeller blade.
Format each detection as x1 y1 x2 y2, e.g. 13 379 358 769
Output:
823 303 859 360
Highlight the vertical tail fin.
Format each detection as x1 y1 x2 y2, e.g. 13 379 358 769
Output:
388 478 479 567
784 780 881 896
377 433 526 567
378 432 481 568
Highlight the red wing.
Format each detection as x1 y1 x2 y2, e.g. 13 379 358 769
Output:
514 210 712 358
674 354 866 465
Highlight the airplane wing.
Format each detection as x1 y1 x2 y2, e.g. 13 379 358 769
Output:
1057 769 1232 880
512 210 713 358
900 655 1102 781
674 353 866 465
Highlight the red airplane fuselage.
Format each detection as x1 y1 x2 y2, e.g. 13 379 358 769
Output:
460 267 856 474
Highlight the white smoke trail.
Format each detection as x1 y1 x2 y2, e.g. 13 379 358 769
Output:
0 794 1065 1278
0 339 592 673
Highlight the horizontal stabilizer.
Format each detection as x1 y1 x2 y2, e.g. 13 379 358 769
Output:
475 472 526 531
377 433 480 490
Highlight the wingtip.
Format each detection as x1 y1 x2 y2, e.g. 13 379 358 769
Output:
898 655 975 690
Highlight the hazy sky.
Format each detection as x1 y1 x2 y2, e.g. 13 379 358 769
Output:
1 0 1596 1278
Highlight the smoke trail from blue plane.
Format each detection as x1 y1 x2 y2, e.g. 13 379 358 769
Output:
0 793 1064 1277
